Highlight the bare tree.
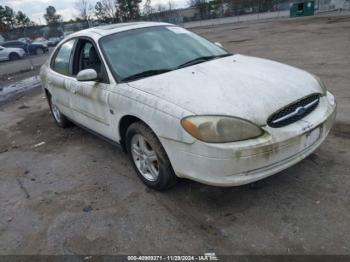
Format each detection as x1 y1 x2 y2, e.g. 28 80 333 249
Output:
95 0 119 22
167 0 175 11
155 3 166 12
75 0 92 21
143 0 153 15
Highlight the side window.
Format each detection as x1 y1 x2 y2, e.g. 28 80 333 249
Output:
52 40 75 76
13 42 22 47
83 42 93 60
74 39 109 83
79 41 102 74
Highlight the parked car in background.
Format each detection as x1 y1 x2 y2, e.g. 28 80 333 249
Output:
2 41 49 55
40 22 336 190
0 45 25 61
18 37 32 44
34 37 48 43
63 31 73 38
48 37 61 47
33 37 49 48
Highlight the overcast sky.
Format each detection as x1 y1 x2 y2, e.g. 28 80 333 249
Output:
1 0 188 24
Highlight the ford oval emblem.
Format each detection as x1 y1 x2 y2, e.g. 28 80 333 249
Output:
296 106 306 116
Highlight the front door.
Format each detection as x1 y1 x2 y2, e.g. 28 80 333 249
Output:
66 39 113 139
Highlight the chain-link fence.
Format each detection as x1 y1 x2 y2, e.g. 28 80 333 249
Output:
180 0 350 28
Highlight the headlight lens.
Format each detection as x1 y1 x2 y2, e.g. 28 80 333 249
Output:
313 74 327 95
181 116 263 143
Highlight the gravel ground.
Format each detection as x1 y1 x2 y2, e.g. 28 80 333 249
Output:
0 15 349 255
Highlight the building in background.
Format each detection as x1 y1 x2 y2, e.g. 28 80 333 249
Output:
317 0 350 11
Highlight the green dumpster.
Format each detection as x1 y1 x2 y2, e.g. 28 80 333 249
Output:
290 1 315 17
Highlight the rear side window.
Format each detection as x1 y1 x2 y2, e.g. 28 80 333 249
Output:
52 40 75 76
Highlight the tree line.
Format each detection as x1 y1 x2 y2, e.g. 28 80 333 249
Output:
1 0 291 32
0 5 34 31
76 0 144 23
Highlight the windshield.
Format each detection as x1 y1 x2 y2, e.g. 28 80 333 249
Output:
99 26 229 81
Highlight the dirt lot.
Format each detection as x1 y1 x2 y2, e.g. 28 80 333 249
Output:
0 15 350 255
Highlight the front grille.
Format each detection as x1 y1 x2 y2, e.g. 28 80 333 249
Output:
267 94 320 128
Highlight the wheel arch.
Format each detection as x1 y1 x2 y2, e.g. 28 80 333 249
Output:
44 88 51 99
8 52 19 59
119 115 148 151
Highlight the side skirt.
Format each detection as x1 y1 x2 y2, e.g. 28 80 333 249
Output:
65 116 126 153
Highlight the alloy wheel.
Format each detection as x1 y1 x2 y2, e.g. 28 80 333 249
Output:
51 97 62 124
130 134 159 182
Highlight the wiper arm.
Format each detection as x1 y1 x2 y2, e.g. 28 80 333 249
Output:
177 53 232 69
122 69 173 82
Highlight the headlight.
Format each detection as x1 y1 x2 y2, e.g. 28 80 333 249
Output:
181 116 263 143
313 74 327 95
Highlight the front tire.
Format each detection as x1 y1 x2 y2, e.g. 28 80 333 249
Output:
48 94 71 128
126 122 177 191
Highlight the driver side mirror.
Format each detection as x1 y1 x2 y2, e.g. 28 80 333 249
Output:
77 69 98 82
214 42 223 48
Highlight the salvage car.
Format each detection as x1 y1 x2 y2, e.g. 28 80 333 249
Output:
0 45 25 61
40 22 336 190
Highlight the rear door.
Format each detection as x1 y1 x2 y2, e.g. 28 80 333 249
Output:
47 39 77 120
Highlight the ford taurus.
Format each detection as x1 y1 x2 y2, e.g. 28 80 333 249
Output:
40 22 336 190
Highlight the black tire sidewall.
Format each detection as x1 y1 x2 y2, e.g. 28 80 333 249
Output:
9 53 19 60
48 95 71 128
125 122 177 190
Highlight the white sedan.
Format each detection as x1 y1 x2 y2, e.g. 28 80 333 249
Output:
40 22 336 190
0 45 25 61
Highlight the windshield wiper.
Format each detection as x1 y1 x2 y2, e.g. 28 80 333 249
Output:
122 69 173 82
177 53 232 69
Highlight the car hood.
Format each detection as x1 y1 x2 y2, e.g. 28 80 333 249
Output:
128 54 323 126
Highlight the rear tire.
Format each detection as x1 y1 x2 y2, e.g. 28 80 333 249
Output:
126 122 177 191
48 93 72 128
9 53 20 61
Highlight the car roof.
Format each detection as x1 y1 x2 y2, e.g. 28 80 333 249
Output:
69 22 173 39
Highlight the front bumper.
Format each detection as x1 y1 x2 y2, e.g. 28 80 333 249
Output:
161 92 336 186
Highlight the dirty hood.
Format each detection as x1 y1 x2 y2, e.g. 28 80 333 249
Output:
128 54 322 126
